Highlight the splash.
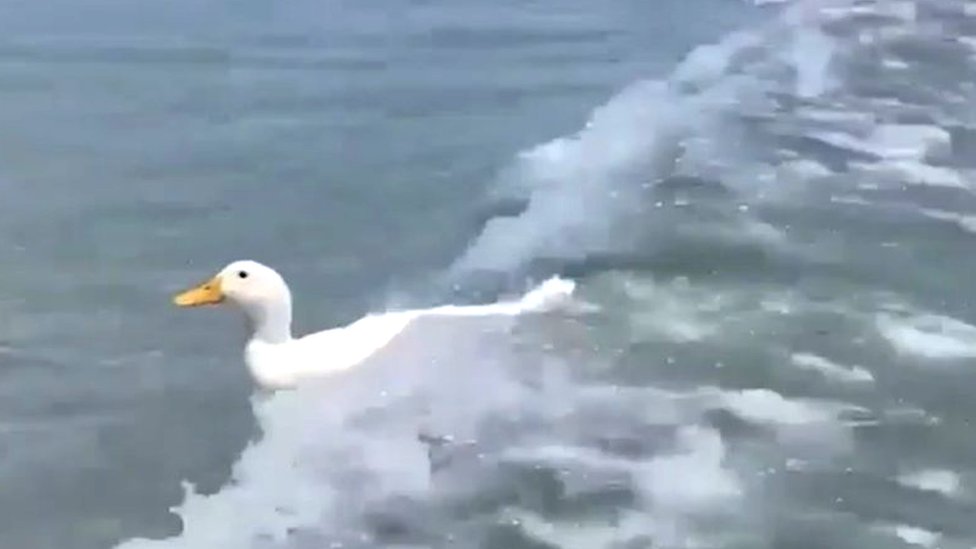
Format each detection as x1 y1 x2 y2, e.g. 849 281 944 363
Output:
114 0 976 547
116 277 578 549
447 1 857 278
790 353 875 384
877 312 976 360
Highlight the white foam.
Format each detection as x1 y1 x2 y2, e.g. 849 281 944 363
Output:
869 125 951 160
504 426 741 510
636 426 741 511
117 2 975 546
797 107 875 126
116 278 579 549
451 0 836 274
895 163 966 189
897 469 962 497
673 30 761 86
117 384 442 548
960 36 976 56
510 511 658 549
877 313 976 359
892 525 941 548
854 160 967 189
812 124 951 165
790 353 875 384
789 28 836 98
830 194 872 206
883 406 942 427
920 208 976 234
503 426 740 548
450 78 688 274
779 158 834 180
882 57 910 70
623 277 720 343
717 388 835 425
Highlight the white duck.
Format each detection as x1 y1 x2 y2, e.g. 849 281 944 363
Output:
173 260 422 390
172 260 575 390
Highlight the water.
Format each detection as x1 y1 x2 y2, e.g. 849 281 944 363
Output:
1 0 975 547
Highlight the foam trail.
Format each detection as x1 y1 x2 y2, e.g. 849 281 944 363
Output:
891 525 941 548
115 277 575 549
897 469 962 497
877 313 976 359
449 80 689 275
115 0 976 547
447 0 854 277
790 27 835 98
791 353 875 383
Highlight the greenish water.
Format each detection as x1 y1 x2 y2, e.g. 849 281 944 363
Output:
1 1 976 548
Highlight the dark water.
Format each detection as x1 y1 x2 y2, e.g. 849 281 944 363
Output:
2 1 976 548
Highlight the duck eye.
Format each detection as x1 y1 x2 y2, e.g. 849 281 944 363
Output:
238 271 248 279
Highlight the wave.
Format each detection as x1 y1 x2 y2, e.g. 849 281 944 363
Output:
116 277 579 549
450 0 976 283
117 0 976 547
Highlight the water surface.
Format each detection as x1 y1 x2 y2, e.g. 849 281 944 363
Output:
1 1 975 548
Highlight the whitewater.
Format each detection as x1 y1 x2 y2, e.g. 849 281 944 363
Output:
120 0 976 547
0 0 973 547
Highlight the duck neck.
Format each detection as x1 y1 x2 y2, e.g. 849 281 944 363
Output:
244 299 293 345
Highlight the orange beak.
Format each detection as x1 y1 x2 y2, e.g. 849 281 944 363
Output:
172 276 224 307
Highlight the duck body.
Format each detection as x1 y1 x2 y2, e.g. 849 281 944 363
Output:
174 260 422 390
173 259 574 390
244 312 416 390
